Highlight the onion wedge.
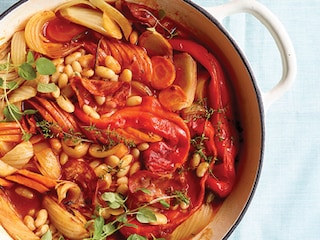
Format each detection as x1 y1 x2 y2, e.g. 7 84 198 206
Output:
89 0 132 40
0 141 33 169
173 52 197 107
43 196 89 239
54 0 96 12
0 160 17 178
138 30 173 57
25 11 82 58
0 190 39 240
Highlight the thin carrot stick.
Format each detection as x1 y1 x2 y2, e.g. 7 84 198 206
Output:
0 177 13 187
5 174 50 193
0 122 20 130
16 169 57 188
0 135 22 142
0 128 22 135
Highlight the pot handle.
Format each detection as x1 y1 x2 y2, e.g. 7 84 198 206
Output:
205 0 296 111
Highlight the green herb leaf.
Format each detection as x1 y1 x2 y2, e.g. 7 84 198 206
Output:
101 192 125 209
158 9 166 20
27 51 35 64
102 222 116 237
37 82 58 93
123 222 138 228
136 188 151 195
116 214 128 223
3 104 37 122
3 104 22 121
18 62 36 80
174 191 190 205
23 109 38 115
136 208 156 224
22 132 33 142
35 57 56 75
127 234 147 240
159 199 170 209
40 229 52 240
92 216 104 239
0 78 18 90
0 62 10 71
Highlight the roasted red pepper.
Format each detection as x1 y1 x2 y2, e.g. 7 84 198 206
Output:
169 39 239 198
74 96 190 174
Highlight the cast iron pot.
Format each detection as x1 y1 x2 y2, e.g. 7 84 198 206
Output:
0 0 296 239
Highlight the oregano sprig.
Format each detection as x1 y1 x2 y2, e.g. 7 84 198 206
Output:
0 52 57 141
18 51 56 80
86 191 190 240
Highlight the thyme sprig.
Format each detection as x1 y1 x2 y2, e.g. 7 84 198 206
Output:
36 120 92 144
191 133 213 163
83 124 136 149
140 9 177 39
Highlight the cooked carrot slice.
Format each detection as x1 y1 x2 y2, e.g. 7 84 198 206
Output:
151 56 176 90
0 128 22 135
0 122 20 130
5 174 50 193
0 178 13 187
16 169 57 188
158 85 188 112
0 135 22 142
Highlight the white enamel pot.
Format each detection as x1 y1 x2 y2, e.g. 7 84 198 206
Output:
0 0 296 239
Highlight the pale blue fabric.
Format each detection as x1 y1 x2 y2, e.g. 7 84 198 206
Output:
0 1 318 239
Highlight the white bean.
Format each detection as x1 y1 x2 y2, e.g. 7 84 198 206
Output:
56 95 75 113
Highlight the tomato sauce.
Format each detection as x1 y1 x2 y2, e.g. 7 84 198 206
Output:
6 185 42 218
43 17 87 43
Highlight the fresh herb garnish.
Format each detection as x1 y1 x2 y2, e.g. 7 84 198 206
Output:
191 133 213 163
83 124 136 149
86 191 190 239
37 82 58 93
17 51 56 80
0 52 56 141
140 9 177 38
36 120 91 143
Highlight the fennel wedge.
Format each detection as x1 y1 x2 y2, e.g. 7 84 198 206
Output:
0 190 39 240
58 6 122 39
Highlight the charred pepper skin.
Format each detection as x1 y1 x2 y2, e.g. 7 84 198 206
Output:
169 39 240 198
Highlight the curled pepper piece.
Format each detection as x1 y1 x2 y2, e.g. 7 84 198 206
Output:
74 96 190 174
170 39 239 198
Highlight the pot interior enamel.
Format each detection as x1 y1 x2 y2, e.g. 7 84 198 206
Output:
0 0 264 239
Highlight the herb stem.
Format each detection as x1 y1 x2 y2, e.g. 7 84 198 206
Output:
2 54 27 138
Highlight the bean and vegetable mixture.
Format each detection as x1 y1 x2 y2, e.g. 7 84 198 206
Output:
0 0 240 239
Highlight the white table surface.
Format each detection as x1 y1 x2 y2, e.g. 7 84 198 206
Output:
1 0 318 239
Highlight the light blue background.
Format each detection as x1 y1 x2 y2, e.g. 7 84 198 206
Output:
1 0 318 239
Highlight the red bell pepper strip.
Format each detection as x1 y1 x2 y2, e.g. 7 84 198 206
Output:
169 39 239 198
74 96 190 174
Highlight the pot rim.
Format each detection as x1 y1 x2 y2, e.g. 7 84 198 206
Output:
0 0 266 239
183 1 266 238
